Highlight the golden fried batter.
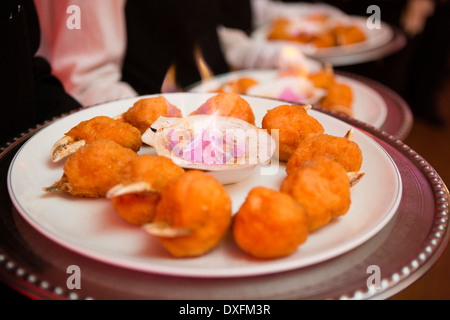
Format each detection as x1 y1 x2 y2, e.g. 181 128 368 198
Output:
46 139 138 198
320 81 353 113
64 116 142 152
112 193 161 226
267 18 296 41
152 170 232 257
281 157 351 231
190 92 256 125
311 32 336 48
111 155 185 225
307 65 353 115
233 187 309 259
118 155 185 191
308 67 335 89
286 133 363 174
332 25 366 45
261 104 324 161
216 77 259 94
123 96 183 133
267 17 366 48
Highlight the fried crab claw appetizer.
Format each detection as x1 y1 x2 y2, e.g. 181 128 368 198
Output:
320 81 353 116
233 187 309 259
286 128 364 181
331 25 366 46
267 18 295 42
308 63 335 89
262 104 324 162
308 64 354 116
50 116 142 162
141 115 276 184
143 170 232 257
215 77 259 94
106 155 185 226
281 156 352 231
190 92 256 125
44 139 138 198
119 96 183 134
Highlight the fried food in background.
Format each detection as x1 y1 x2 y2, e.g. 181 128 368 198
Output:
308 66 335 89
262 104 324 161
286 133 363 174
233 187 309 259
267 18 296 41
308 65 354 116
215 77 259 94
311 32 336 48
281 157 351 231
320 81 353 116
190 92 256 125
109 155 185 225
123 96 183 133
266 17 366 48
45 139 138 198
332 25 366 46
149 170 232 257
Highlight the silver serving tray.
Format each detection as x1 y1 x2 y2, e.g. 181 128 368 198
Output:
0 89 446 300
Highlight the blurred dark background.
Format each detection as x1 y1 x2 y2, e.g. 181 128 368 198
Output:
282 0 450 125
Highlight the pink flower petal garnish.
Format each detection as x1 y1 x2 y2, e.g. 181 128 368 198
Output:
279 87 303 103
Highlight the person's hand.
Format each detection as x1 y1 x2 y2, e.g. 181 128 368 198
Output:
401 0 435 36
218 26 286 69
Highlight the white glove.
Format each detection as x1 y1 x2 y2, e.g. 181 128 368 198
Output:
401 0 435 36
218 26 287 69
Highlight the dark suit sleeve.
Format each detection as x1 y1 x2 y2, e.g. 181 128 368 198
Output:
32 56 82 123
0 0 81 145
220 0 253 34
0 0 37 144
26 0 81 123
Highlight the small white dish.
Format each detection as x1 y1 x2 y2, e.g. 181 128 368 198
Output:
189 69 388 128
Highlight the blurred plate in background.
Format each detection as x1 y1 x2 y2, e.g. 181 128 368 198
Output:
189 69 388 128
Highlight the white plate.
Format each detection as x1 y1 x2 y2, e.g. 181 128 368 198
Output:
7 93 402 278
252 16 394 59
189 70 388 128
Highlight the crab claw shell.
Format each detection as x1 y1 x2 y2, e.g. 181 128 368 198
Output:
106 181 156 199
43 184 63 193
344 128 354 141
302 104 312 111
43 177 71 193
113 114 126 122
143 221 191 238
50 136 86 162
348 171 365 189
